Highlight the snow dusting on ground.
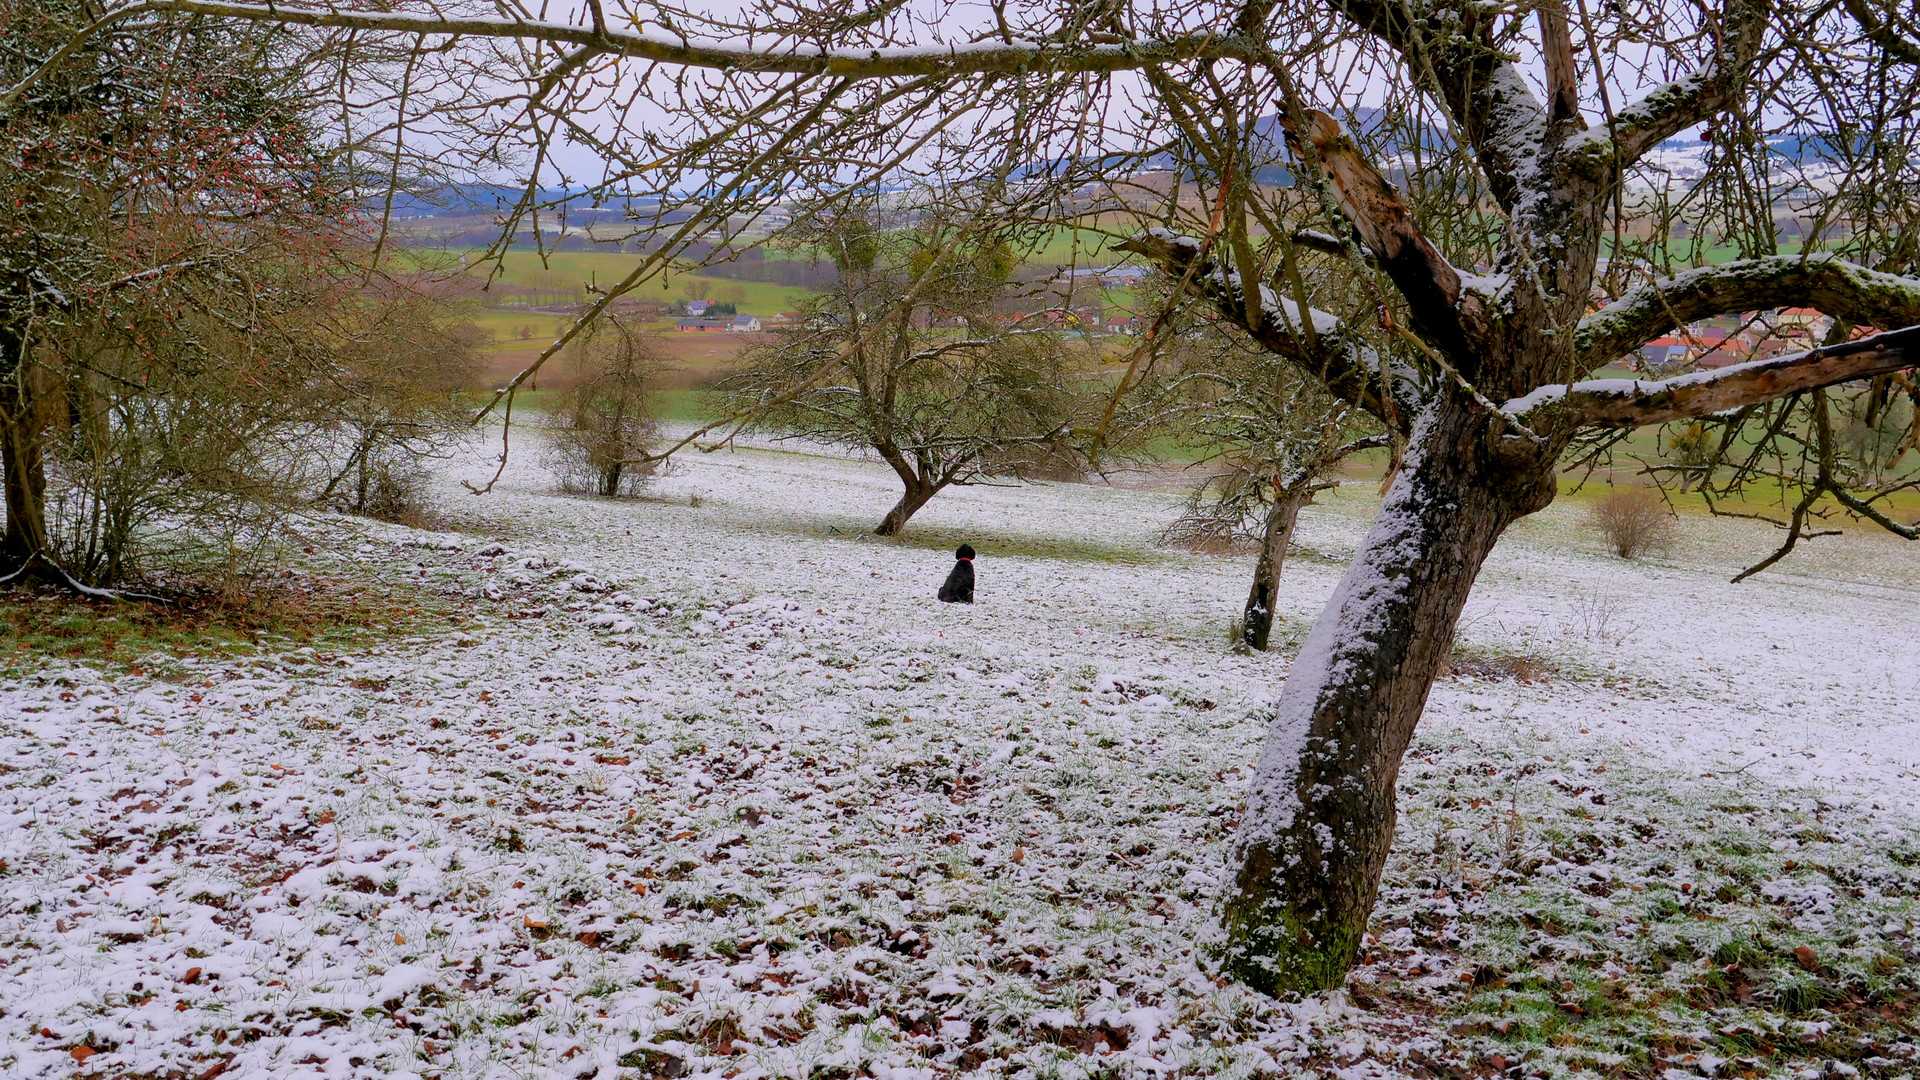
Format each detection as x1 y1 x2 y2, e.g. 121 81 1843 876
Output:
3 435 1917 1079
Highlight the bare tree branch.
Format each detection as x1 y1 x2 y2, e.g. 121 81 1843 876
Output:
1279 108 1488 366
1574 254 1920 372
1537 0 1581 126
1564 0 1771 173
1118 228 1424 433
1509 323 1920 428
24 0 1258 86
1842 0 1920 66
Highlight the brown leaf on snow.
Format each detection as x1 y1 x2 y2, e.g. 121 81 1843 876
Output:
183 967 203 984
71 1046 96 1062
1794 945 1821 971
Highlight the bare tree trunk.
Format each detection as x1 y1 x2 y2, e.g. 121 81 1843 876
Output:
0 323 48 573
1219 397 1556 995
874 479 936 536
1242 484 1310 651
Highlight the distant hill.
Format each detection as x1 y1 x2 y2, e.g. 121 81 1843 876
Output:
378 184 659 221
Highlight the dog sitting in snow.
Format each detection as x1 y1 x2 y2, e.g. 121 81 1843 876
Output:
937 544 975 603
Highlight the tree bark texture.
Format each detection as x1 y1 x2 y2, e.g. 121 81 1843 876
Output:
1241 485 1309 652
1218 395 1557 995
0 323 48 572
874 480 937 536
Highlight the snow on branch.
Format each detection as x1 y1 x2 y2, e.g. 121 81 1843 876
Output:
1561 0 1769 171
1117 229 1424 434
1506 323 1920 429
1573 254 1920 373
83 0 1257 79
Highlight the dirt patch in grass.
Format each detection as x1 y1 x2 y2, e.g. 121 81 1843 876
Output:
1440 646 1557 683
0 572 458 674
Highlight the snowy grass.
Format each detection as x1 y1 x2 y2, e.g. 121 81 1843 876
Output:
2 436 1916 1080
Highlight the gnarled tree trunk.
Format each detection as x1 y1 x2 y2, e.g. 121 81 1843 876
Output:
874 477 938 536
1241 484 1310 651
1218 394 1557 994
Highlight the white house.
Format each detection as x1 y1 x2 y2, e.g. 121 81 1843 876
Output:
728 314 762 332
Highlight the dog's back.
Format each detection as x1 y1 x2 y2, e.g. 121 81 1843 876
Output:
940 541 975 599
937 551 974 603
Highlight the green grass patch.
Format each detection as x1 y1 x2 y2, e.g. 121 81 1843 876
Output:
1374 731 1920 1078
868 524 1167 567
656 388 720 424
455 250 813 315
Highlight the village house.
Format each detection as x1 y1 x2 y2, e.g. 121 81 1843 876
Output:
1638 336 1694 369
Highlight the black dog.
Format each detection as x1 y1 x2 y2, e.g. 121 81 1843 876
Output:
937 543 975 603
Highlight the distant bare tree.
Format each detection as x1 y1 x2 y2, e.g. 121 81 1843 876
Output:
723 203 1085 535
541 320 666 498
319 294 485 523
1156 314 1384 650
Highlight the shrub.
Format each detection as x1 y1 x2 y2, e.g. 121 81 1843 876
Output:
1588 488 1676 559
1663 420 1718 491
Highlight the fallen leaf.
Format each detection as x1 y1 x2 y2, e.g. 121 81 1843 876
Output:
1794 945 1820 971
394 933 405 945
183 967 203 984
1011 847 1026 864
71 1046 96 1063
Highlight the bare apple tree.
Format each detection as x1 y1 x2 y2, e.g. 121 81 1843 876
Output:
722 203 1085 536
541 318 667 498
1154 307 1386 650
1 3 483 589
25 0 1920 995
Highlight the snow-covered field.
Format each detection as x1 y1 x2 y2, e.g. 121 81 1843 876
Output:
4 436 1917 1080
